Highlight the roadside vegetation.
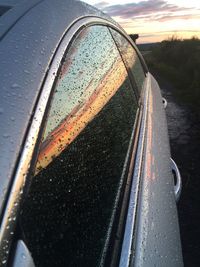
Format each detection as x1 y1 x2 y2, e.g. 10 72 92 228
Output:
143 36 200 109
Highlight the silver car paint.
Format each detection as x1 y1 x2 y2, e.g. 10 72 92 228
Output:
133 74 183 266
119 74 183 267
0 0 183 266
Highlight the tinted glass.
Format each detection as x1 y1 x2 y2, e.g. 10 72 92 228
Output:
110 28 146 93
20 26 137 267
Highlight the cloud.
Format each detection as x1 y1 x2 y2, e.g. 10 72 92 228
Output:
94 1 109 9
99 0 199 22
155 13 200 22
140 30 200 37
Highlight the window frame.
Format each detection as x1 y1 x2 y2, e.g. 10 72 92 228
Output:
0 16 146 266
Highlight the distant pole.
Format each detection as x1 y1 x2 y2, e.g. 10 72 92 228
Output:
130 34 139 44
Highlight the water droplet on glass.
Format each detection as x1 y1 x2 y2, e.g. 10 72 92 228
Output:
21 253 26 259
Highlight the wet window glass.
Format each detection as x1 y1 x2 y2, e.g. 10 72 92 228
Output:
110 28 146 93
20 26 138 267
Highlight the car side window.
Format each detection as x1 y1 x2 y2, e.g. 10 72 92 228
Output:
20 25 138 267
110 28 146 93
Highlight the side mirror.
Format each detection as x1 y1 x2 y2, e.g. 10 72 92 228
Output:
10 240 35 267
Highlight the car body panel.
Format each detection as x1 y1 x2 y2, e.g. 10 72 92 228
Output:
133 74 183 266
119 74 183 266
0 0 43 40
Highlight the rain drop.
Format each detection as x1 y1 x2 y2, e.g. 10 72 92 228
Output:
21 253 26 259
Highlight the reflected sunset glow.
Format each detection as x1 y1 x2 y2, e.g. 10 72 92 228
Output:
36 55 127 173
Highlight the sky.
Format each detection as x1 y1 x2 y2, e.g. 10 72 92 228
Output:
82 0 200 43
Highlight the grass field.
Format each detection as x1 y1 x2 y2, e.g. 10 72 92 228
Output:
140 37 200 111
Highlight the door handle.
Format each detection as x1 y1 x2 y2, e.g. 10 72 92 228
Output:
170 158 182 202
162 97 167 109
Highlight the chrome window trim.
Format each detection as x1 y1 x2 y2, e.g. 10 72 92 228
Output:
0 15 148 264
100 107 140 266
119 73 150 267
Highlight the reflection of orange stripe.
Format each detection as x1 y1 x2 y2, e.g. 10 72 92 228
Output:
146 90 155 180
35 58 127 174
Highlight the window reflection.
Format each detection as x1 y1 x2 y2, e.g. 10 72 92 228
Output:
110 28 146 93
37 26 128 173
